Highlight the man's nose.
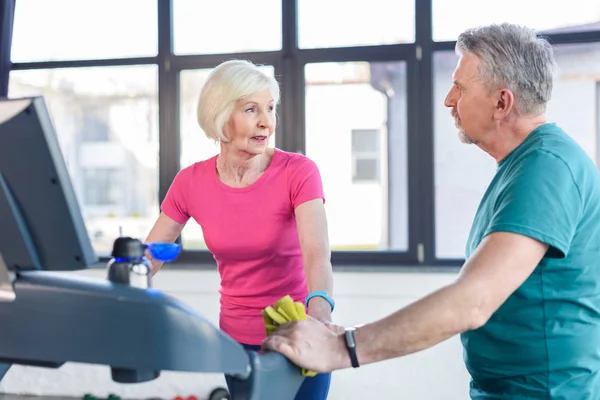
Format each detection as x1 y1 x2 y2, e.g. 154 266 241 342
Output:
444 87 456 108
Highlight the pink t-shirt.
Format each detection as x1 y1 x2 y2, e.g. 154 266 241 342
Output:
161 149 325 345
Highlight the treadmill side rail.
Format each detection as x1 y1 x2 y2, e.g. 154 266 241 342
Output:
0 271 250 377
228 351 305 400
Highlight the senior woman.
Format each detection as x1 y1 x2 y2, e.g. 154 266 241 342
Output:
144 59 334 399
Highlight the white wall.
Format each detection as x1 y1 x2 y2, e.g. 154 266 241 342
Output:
0 269 470 400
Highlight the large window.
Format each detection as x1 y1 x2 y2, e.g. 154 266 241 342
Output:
432 1 600 42
298 0 415 48
305 61 408 251
6 1 600 266
11 0 158 62
8 66 159 255
433 42 600 259
173 0 282 55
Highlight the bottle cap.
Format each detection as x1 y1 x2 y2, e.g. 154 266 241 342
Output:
111 237 145 259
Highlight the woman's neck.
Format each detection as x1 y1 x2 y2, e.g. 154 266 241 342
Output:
216 146 272 185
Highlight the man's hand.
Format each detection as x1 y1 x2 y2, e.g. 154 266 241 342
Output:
323 321 345 335
261 317 350 373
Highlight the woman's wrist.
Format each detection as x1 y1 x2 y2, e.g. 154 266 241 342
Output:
306 290 335 312
308 296 333 322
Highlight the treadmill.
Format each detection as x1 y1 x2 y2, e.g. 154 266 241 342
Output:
0 96 305 400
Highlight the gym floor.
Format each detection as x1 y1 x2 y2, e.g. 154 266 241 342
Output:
0 396 75 400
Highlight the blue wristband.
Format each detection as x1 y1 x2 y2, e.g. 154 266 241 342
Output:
305 291 335 312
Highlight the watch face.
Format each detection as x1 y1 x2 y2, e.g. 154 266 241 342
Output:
345 328 357 346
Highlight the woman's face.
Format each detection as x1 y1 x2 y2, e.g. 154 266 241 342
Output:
223 89 276 155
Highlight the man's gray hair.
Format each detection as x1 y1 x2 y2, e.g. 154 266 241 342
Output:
456 23 558 115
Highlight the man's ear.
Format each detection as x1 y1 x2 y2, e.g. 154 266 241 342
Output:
494 88 515 120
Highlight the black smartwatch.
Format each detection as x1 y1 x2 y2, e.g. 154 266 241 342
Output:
344 327 360 368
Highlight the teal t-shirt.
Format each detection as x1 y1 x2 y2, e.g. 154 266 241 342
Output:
462 123 600 399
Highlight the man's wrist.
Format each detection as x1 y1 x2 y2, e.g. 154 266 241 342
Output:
344 327 360 368
334 333 352 370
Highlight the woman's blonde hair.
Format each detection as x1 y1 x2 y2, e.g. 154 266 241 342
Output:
197 60 280 142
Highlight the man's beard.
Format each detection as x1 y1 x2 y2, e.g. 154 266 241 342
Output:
453 114 474 144
458 129 474 144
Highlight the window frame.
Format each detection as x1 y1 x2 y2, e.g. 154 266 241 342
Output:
6 0 600 269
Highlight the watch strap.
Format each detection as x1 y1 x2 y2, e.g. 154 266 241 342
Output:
344 327 360 368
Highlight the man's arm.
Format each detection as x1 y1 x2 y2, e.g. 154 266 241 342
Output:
262 231 548 373
295 198 334 323
351 231 548 366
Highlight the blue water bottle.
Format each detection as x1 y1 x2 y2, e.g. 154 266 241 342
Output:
107 236 151 289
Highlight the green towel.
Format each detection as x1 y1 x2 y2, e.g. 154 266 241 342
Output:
262 295 317 377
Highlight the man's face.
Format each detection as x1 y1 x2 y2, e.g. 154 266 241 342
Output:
444 54 497 145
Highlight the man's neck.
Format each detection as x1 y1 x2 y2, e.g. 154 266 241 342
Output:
479 115 548 163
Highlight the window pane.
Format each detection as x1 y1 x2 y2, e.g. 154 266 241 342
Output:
353 158 379 183
433 42 600 259
305 61 408 251
173 0 281 55
433 1 600 42
298 0 414 49
82 169 123 206
12 0 157 62
352 129 380 153
9 66 159 256
179 66 276 250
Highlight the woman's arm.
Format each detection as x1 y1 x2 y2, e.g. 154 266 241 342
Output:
295 198 334 322
145 212 185 275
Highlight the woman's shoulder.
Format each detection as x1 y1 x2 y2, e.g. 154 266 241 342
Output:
176 155 217 181
273 148 319 171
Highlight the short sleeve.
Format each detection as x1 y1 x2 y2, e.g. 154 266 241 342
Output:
487 151 582 258
161 167 192 224
288 156 326 209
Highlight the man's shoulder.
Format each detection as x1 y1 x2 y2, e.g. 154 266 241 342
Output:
528 123 589 162
503 123 592 177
